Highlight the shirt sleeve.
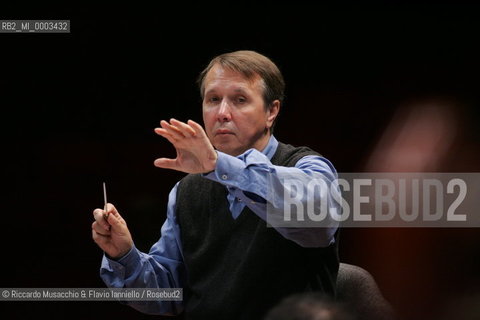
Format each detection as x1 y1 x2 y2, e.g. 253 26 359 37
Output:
203 150 340 248
99 182 185 315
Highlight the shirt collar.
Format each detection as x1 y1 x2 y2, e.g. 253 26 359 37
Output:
260 135 278 161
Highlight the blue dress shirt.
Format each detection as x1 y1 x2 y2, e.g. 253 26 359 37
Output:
100 135 339 315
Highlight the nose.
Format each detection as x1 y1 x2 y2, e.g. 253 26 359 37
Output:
217 99 232 122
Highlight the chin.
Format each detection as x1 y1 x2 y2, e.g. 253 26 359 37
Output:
216 145 235 155
215 143 242 156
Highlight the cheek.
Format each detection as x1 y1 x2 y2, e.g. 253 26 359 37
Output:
236 119 260 137
203 111 215 129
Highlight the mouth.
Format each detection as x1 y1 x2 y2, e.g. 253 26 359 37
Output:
215 129 234 136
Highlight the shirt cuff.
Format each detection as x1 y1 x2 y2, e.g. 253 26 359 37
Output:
103 245 142 278
203 151 247 187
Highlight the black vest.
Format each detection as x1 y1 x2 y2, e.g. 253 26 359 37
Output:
176 142 339 320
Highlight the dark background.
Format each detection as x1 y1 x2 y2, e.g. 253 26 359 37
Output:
2 3 480 320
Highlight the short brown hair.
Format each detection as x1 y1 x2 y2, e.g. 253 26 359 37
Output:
197 50 285 109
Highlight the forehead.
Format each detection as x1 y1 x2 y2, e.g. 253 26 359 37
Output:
204 65 263 93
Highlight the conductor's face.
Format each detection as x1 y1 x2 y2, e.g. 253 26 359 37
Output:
202 65 278 156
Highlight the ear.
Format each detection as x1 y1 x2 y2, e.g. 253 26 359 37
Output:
266 100 280 129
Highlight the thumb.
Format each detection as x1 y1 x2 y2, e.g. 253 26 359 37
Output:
154 158 178 170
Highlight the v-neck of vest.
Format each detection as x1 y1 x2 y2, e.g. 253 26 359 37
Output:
220 187 259 227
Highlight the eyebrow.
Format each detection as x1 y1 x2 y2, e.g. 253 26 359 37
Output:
233 88 248 94
205 87 249 96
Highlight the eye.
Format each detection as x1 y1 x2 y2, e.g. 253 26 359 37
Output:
208 96 220 103
236 96 247 104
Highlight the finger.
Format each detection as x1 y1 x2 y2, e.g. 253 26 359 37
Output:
92 228 110 246
93 208 111 230
153 158 178 170
187 120 207 137
105 203 119 216
106 209 125 227
170 118 196 137
161 120 184 140
105 212 129 237
164 120 186 139
154 128 178 145
93 208 103 219
187 120 215 155
105 203 126 224
92 221 111 235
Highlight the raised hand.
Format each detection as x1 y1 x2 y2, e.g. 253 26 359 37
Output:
92 203 133 259
154 119 217 174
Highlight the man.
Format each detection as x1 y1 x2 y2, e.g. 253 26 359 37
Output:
92 50 340 320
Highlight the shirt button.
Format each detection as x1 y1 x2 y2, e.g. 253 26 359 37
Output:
221 174 228 180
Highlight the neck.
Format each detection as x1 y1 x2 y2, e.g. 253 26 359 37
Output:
229 132 271 156
252 132 271 153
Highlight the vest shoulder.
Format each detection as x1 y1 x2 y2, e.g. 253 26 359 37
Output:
178 173 205 188
273 141 322 166
177 173 222 197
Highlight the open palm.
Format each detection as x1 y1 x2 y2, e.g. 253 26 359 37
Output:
154 119 217 174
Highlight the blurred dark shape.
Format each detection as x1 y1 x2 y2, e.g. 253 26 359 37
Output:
365 97 463 172
351 95 480 320
264 291 355 320
336 263 398 320
439 293 480 320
